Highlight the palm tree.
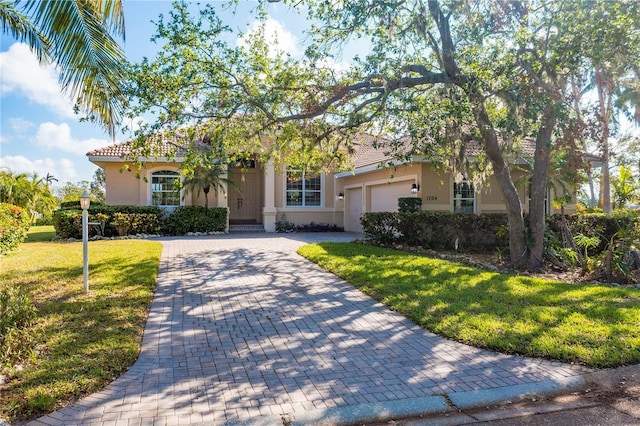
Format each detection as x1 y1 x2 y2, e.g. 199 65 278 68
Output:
0 0 127 137
0 170 57 222
182 164 237 210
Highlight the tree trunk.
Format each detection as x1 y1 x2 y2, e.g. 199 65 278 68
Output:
528 104 557 271
468 96 530 269
596 67 612 214
204 185 210 210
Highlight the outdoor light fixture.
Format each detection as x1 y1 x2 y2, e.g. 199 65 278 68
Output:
80 191 90 293
411 183 420 194
80 191 91 210
337 192 344 200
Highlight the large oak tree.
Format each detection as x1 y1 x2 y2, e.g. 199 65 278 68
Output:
126 0 640 270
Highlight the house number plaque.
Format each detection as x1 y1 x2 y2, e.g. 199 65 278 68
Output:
425 195 438 201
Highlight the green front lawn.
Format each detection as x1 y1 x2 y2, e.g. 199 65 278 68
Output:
0 231 162 423
25 225 56 243
299 242 640 369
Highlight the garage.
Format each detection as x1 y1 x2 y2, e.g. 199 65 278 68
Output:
346 187 363 233
370 181 410 212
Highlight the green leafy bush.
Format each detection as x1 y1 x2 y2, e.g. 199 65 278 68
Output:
53 206 163 238
0 203 31 255
164 206 227 235
360 212 400 245
0 287 37 366
362 211 509 251
398 197 422 213
59 200 105 210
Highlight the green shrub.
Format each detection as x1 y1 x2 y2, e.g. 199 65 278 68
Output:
111 212 131 236
360 212 400 245
0 287 37 367
52 209 84 239
165 206 228 235
398 197 422 213
53 206 164 238
362 211 509 251
33 216 54 226
0 203 31 255
59 200 106 210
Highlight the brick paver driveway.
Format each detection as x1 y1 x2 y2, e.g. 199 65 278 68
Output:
31 234 589 425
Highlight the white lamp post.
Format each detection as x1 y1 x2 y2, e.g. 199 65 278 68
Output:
80 191 91 293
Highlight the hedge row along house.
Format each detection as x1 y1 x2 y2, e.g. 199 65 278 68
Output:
87 134 591 233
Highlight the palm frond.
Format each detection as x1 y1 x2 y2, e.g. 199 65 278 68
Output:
23 0 127 137
0 0 47 61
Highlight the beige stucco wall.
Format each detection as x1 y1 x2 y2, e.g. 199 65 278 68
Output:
100 161 229 208
101 161 184 207
336 161 577 216
97 156 576 233
272 169 343 227
102 162 143 206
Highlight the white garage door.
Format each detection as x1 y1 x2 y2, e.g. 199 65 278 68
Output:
370 181 409 212
347 187 363 233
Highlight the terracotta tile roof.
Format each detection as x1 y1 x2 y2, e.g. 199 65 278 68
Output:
86 141 135 157
349 134 396 168
348 134 538 168
87 137 189 159
88 132 581 168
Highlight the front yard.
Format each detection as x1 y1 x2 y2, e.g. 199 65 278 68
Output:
299 242 640 369
0 227 162 422
2 232 639 423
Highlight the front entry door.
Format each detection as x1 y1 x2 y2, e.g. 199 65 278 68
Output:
228 165 262 224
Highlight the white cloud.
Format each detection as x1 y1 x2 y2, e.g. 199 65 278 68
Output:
315 56 350 75
0 155 80 183
239 17 300 58
9 117 35 133
34 122 112 155
0 42 75 118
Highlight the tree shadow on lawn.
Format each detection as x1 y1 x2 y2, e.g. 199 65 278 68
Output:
27 240 592 423
308 242 640 368
0 254 159 421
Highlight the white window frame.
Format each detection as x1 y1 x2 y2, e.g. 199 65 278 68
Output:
150 170 181 209
453 178 475 213
528 177 550 215
285 168 322 207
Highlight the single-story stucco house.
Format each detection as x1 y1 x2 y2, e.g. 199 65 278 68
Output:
87 134 579 233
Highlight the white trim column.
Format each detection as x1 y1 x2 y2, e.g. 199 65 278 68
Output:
263 160 277 232
217 165 230 232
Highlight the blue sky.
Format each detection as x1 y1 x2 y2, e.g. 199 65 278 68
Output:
2 2 637 190
0 1 309 188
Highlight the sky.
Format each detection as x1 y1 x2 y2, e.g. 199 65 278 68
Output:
0 1 309 189
2 2 637 191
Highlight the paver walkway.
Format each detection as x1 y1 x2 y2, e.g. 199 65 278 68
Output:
31 234 590 426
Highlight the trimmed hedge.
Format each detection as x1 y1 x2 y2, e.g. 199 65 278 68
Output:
0 203 31 255
53 206 163 239
363 210 640 256
398 197 422 213
363 211 509 251
164 206 228 235
59 200 106 210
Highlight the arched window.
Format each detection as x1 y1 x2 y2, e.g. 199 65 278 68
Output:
151 170 180 208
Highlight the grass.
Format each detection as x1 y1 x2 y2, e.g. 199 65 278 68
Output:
25 225 56 243
298 242 640 369
0 227 162 423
